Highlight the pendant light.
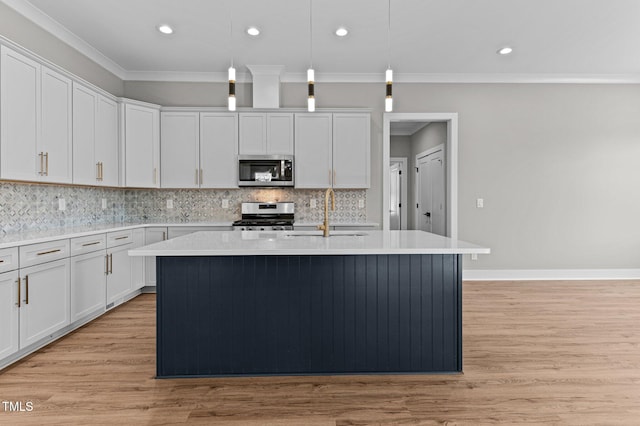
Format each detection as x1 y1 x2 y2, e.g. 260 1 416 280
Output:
307 0 315 112
385 0 393 112
228 3 236 111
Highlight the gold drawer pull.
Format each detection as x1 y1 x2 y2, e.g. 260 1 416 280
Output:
115 236 129 240
37 249 61 256
82 241 101 247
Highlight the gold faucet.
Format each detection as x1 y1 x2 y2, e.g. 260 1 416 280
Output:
317 187 335 237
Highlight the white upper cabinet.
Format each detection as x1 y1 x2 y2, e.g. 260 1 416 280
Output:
239 113 293 155
72 83 98 185
161 112 200 188
73 84 119 186
1 46 72 183
40 66 73 183
294 112 370 189
95 96 119 186
200 113 239 188
122 101 160 188
294 113 333 188
332 113 371 189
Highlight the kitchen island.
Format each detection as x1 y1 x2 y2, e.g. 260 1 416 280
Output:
129 230 489 378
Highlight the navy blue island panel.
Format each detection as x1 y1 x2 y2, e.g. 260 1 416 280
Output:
156 254 463 378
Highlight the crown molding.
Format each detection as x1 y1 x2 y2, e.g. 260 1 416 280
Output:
1 0 127 79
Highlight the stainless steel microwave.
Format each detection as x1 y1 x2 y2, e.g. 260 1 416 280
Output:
238 155 294 187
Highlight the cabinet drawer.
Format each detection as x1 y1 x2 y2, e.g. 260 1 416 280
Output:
19 239 70 269
106 230 133 248
70 234 107 256
0 247 19 273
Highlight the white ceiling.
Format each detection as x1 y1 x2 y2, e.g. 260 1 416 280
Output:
5 0 640 83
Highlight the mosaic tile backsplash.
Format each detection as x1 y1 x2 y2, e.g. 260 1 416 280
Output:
0 182 367 235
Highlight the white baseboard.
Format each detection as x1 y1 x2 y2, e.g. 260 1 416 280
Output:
463 269 640 281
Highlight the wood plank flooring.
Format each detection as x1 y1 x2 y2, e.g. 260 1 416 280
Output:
1 280 640 425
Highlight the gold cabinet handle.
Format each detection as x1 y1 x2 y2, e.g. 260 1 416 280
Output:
82 241 101 247
37 249 61 256
45 152 49 176
96 162 101 180
100 162 104 181
162 231 166 241
16 277 21 308
38 152 44 176
25 275 29 305
115 236 128 240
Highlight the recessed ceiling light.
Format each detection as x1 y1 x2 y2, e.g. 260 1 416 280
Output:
497 46 513 55
335 27 349 37
157 24 173 35
247 27 260 36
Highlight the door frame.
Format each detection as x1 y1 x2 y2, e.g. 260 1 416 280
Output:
414 144 445 233
383 113 458 239
389 157 408 230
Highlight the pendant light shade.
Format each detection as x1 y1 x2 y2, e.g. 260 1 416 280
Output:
307 68 315 112
385 0 393 112
228 66 236 111
307 0 315 112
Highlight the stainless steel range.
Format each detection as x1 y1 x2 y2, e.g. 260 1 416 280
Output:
232 202 294 231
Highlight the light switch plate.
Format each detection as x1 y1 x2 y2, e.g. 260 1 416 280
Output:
166 199 174 209
58 198 66 211
310 199 317 209
476 198 484 208
358 199 365 209
222 199 229 209
101 198 107 209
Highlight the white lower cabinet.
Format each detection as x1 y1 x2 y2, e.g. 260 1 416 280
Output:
145 227 167 288
0 270 20 360
19 258 71 348
70 250 106 323
131 228 145 291
106 244 133 307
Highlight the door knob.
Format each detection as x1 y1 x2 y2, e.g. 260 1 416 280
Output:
424 212 431 217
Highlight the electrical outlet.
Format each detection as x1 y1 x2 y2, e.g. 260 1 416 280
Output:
166 199 174 209
101 198 107 209
58 198 66 211
476 198 484 208
358 199 365 209
471 253 478 261
222 199 229 209
310 199 317 208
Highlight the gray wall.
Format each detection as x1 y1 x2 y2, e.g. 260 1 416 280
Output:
412 122 447 156
0 2 123 95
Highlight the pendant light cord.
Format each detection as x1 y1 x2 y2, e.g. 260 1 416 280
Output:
309 0 313 69
387 0 391 69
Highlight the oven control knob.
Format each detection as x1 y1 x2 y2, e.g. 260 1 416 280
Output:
260 227 265 231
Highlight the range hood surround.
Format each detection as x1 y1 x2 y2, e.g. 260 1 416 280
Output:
246 65 284 109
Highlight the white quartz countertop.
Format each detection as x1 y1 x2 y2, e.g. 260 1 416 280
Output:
129 230 490 256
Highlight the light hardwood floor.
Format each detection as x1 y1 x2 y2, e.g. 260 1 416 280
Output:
1 281 640 425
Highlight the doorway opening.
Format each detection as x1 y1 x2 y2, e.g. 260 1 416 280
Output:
382 113 458 239
389 157 407 230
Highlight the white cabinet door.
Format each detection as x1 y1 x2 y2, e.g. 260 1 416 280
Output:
72 83 98 185
0 46 40 182
266 113 294 155
124 103 160 188
0 271 20 360
161 112 200 188
294 113 333 188
19 258 70 348
70 250 106 322
332 113 371 188
238 113 266 155
200 113 238 188
95 95 119 187
131 228 145 291
145 227 167 287
106 244 132 305
40 66 72 184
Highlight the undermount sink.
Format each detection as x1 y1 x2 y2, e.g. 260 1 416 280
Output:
283 232 367 238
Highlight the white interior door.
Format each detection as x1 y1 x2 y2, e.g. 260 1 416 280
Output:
389 163 401 230
416 147 446 235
